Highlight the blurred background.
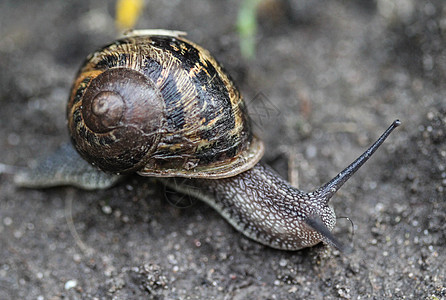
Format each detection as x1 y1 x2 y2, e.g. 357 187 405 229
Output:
0 0 445 298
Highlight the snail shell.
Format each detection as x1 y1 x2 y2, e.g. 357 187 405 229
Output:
68 34 263 177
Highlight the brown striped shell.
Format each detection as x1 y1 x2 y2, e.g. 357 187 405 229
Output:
67 33 264 178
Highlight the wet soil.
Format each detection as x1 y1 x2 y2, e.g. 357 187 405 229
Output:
0 1 445 299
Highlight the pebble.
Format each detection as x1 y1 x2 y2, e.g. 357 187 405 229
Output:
64 279 78 290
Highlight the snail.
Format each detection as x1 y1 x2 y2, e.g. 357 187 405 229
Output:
14 30 400 251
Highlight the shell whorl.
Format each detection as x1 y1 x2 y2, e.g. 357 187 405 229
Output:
68 67 165 173
67 35 264 177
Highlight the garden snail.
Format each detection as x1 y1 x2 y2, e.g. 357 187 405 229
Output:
15 30 400 251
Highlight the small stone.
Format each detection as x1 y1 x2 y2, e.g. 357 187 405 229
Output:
64 279 78 290
73 253 82 263
3 217 12 226
279 258 287 267
102 205 112 215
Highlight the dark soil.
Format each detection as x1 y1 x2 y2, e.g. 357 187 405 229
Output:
1 0 445 299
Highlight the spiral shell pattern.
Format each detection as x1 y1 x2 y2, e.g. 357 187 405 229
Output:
68 34 264 177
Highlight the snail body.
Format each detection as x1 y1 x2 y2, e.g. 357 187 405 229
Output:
15 30 400 251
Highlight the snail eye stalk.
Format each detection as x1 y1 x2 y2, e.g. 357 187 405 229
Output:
316 120 401 205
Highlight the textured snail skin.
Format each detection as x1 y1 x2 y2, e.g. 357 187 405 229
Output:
14 144 122 190
164 164 336 250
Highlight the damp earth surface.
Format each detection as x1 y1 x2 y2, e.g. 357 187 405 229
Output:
0 1 445 299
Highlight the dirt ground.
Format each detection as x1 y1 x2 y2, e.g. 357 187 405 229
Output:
1 0 445 299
